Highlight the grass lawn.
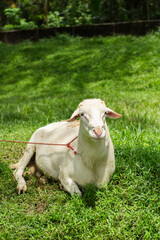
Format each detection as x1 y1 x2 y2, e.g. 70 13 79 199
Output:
0 33 160 239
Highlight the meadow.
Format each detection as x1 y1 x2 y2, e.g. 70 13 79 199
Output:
0 33 159 239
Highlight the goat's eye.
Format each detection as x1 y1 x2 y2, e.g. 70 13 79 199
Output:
103 112 107 118
80 113 88 120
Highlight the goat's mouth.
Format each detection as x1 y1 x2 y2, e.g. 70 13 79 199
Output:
92 134 104 140
92 137 103 141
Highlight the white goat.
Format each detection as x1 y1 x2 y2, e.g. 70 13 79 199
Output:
10 99 122 195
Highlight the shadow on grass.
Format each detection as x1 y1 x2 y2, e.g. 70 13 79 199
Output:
81 184 99 208
1 34 159 103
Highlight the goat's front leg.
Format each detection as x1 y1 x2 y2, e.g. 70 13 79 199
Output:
59 170 81 196
14 167 27 194
12 146 35 194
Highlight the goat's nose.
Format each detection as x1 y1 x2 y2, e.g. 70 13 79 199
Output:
93 126 103 137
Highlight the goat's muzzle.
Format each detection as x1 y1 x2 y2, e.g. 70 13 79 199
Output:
93 126 103 138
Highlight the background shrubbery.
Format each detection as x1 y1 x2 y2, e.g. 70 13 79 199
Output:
0 0 160 30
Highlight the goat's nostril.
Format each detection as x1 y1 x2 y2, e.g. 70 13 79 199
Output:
93 127 102 137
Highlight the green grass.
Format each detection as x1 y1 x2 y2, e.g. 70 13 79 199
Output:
0 33 160 239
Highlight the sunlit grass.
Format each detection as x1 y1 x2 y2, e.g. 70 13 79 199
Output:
0 33 160 239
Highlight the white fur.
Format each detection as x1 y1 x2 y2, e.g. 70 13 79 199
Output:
10 99 122 195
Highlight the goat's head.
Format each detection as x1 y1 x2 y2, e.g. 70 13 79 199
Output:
67 99 122 140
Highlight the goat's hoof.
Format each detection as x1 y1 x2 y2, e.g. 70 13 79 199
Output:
28 166 36 175
39 177 47 185
10 163 18 170
70 185 82 197
17 184 27 195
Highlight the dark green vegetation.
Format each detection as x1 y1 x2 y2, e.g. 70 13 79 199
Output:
1 0 160 30
0 33 160 239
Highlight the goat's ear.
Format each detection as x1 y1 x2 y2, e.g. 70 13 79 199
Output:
105 108 122 119
67 108 80 122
